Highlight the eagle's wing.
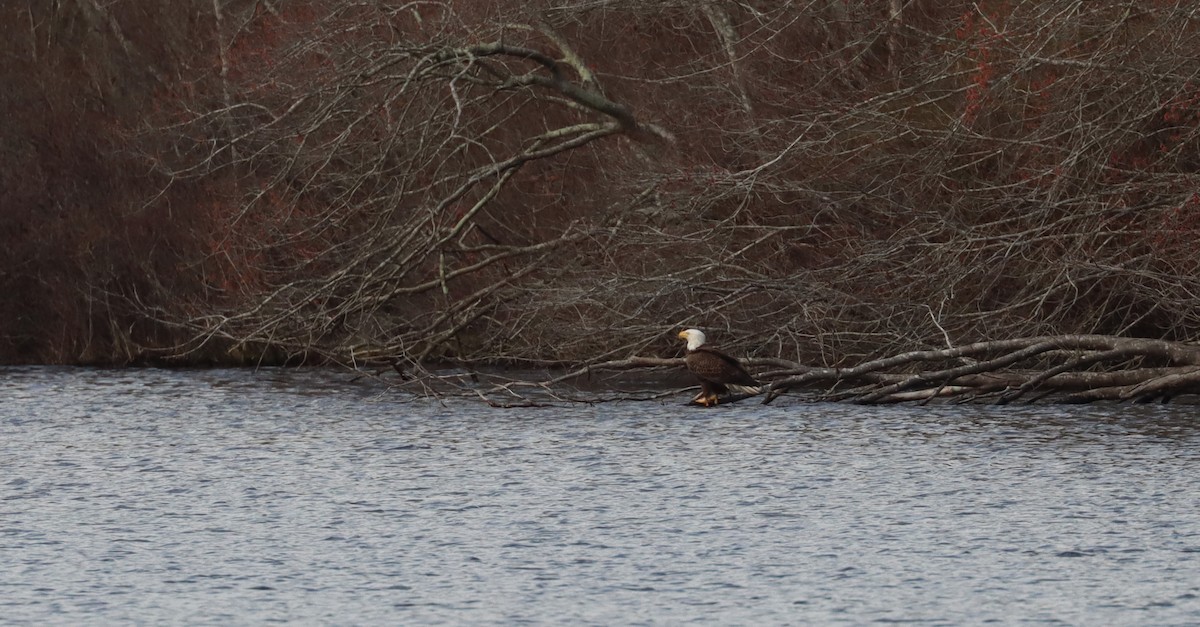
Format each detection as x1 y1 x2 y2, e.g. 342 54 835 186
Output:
690 347 758 386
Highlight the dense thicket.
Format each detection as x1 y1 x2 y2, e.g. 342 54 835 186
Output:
3 1 1200 369
0 2 225 362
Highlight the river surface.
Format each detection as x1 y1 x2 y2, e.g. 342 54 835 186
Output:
2 367 1200 625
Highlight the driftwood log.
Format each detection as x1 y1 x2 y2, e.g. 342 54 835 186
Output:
503 335 1200 406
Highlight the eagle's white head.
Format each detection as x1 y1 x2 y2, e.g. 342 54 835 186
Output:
678 328 707 351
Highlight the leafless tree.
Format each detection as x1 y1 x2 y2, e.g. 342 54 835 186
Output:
139 1 1200 402
155 1 676 369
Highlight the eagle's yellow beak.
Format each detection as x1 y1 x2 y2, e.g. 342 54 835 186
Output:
677 330 689 340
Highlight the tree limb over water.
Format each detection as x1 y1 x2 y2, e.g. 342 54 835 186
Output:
447 335 1200 406
763 335 1200 405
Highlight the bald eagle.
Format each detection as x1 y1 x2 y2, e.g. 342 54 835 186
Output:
677 329 760 406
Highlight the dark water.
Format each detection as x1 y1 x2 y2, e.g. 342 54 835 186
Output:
2 368 1199 625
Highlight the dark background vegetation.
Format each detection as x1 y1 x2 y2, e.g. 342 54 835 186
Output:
3 1 1199 369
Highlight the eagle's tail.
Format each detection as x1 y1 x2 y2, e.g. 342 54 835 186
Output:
728 384 763 396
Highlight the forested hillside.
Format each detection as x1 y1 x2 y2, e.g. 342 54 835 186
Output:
3 1 1199 369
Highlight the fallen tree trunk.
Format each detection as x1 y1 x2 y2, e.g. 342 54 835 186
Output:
472 334 1200 406
760 335 1200 405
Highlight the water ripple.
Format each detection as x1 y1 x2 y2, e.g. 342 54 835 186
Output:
2 367 1200 624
